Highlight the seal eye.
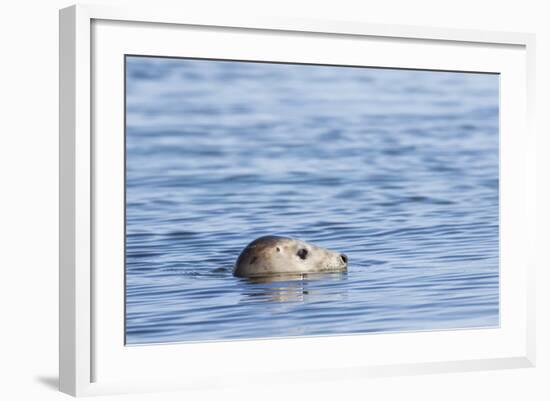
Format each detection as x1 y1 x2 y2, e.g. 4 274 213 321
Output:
297 248 308 260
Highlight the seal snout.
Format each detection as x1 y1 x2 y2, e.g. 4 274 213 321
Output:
340 254 348 264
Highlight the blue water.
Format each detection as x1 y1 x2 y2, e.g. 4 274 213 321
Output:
125 56 499 345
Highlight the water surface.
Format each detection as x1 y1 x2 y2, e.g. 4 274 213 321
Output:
125 57 499 344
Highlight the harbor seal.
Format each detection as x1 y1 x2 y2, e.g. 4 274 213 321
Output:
234 236 348 278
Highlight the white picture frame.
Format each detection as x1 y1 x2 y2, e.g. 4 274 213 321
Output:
59 4 536 397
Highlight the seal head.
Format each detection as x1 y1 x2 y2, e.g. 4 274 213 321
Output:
233 236 348 278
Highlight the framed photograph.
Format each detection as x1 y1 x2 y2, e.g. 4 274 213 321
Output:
59 4 536 396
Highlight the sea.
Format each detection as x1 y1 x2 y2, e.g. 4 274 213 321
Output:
125 56 499 344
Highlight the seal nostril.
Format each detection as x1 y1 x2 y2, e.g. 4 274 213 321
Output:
341 254 348 264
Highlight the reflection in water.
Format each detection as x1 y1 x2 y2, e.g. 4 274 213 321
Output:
240 273 349 303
